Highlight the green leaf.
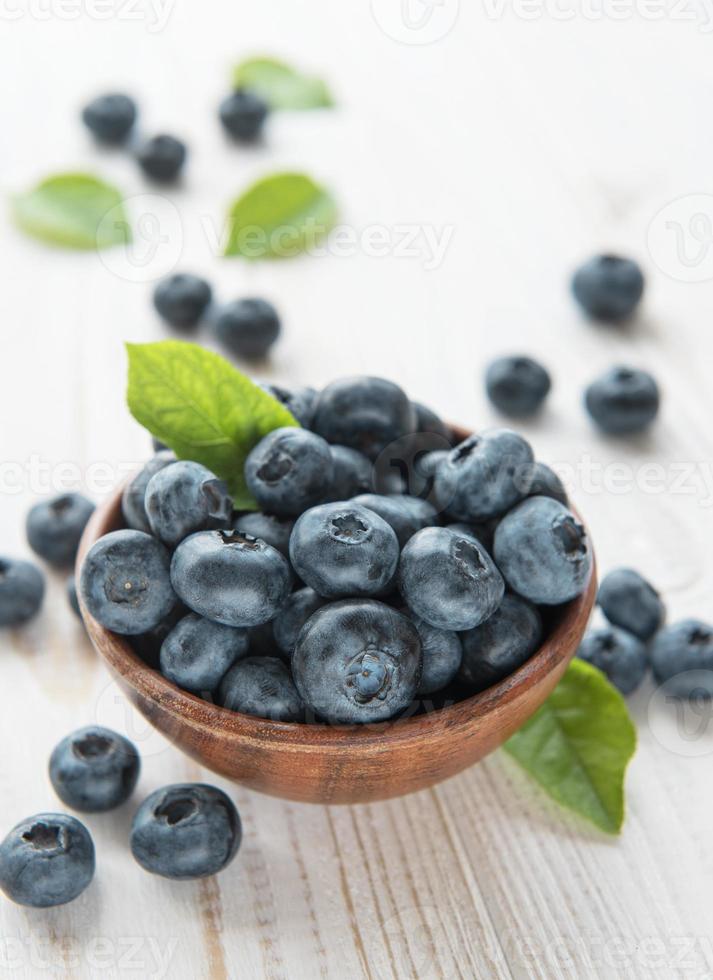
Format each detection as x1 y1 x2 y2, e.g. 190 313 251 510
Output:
504 659 636 834
12 173 130 250
232 57 333 110
126 341 298 509
224 172 337 260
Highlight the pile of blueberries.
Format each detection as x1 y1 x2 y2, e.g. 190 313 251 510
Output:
152 272 281 361
81 84 268 184
483 255 660 436
0 724 242 908
78 374 596 725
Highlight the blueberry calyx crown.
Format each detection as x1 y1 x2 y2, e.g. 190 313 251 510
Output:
155 795 198 826
553 515 587 562
345 647 394 703
453 538 485 578
72 732 114 761
330 513 370 544
22 822 65 852
217 530 261 551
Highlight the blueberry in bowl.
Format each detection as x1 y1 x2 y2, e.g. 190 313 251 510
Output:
76 378 595 804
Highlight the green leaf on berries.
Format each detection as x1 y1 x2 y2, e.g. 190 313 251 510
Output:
504 658 636 834
12 173 130 250
232 57 333 110
126 341 298 509
224 171 337 259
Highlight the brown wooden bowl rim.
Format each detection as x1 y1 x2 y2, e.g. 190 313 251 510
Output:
77 432 596 753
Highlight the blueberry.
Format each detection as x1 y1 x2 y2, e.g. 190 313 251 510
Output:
435 429 534 522
220 655 304 721
485 356 551 417
598 568 664 641
233 511 294 558
26 493 95 568
0 814 94 907
49 726 140 813
122 451 175 534
67 575 82 619
160 613 249 694
261 383 317 427
136 134 187 183
651 619 713 697
153 273 212 330
214 299 280 360
572 254 644 322
493 496 592 605
289 502 399 599
352 494 433 548
577 626 647 695
413 402 452 443
527 461 568 505
327 446 373 500
272 587 327 657
245 427 334 517
292 599 422 723
585 366 660 435
219 89 269 142
145 460 233 548
312 377 417 460
458 594 542 692
0 557 45 627
398 526 504 631
130 784 241 880
81 93 136 144
171 529 291 627
411 616 462 696
80 529 177 634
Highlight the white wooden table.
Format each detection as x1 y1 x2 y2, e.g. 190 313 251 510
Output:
2 3 713 977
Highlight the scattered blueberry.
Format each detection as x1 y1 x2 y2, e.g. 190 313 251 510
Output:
153 273 212 330
261 383 317 428
0 813 94 907
651 619 713 697
26 493 95 568
0 557 45 627
160 613 248 694
272 587 327 657
352 493 433 548
220 656 304 721
130 784 241 880
171 530 291 627
67 575 82 619
572 254 644 322
136 134 187 183
411 616 462 696
312 377 416 460
598 568 664 641
398 526 504 631
214 298 280 360
527 461 568 505
493 496 592 605
233 511 294 558
327 446 373 500
145 460 233 548
292 599 422 723
585 366 660 435
485 356 551 417
577 626 647 695
289 502 399 599
80 529 177 635
245 427 334 517
435 429 534 522
219 89 269 142
49 726 140 813
122 451 175 534
81 93 136 144
458 594 542 692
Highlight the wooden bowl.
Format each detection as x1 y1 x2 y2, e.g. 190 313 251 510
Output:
77 447 596 804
